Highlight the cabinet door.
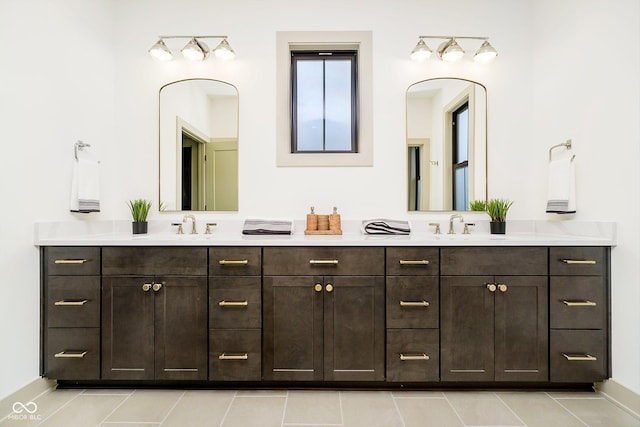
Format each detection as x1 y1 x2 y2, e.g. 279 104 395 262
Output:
102 276 154 380
154 276 207 380
324 276 385 381
494 276 548 382
263 276 323 381
441 276 495 382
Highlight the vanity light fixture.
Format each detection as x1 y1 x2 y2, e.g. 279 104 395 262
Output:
410 36 497 63
148 36 236 62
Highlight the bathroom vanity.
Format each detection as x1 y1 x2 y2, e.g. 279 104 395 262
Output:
37 221 613 388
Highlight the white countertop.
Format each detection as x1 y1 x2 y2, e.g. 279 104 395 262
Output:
34 219 617 247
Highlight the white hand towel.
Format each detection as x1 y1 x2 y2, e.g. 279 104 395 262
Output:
546 156 575 214
70 158 101 213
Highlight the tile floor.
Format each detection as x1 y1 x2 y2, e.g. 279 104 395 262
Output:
1 388 638 427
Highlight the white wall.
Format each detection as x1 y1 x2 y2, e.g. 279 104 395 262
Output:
1 0 638 399
0 0 115 399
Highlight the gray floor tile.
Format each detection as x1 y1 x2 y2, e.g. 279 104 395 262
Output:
161 390 235 427
283 390 342 425
395 397 464 427
221 396 286 427
392 390 446 399
38 394 127 427
340 391 403 427
104 389 183 424
0 389 81 427
445 391 525 426
498 392 586 427
557 398 640 427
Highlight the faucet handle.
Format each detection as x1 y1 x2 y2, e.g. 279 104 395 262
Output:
205 223 217 234
463 223 475 234
171 223 184 235
428 222 441 235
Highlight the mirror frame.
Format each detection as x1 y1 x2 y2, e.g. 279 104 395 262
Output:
406 77 487 212
158 78 239 212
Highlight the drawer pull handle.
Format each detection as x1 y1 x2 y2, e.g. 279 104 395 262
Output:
54 299 88 306
400 353 430 361
399 260 430 265
562 259 597 265
54 259 88 264
219 259 249 265
400 300 430 307
54 351 87 359
563 353 597 362
563 300 597 307
218 353 248 360
218 300 249 307
309 259 339 265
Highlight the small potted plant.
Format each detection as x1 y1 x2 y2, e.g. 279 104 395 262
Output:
469 200 487 212
128 199 152 234
486 198 513 234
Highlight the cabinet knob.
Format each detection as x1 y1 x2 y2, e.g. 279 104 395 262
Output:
142 283 152 292
152 283 163 292
325 284 334 293
498 284 508 292
486 283 497 292
314 284 323 292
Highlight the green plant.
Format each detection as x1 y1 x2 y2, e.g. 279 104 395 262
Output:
128 199 152 222
486 198 513 222
469 200 487 212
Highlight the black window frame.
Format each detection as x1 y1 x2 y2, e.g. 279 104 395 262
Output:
452 101 469 210
290 50 358 153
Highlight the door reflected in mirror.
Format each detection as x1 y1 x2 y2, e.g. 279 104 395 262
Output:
159 79 238 212
406 78 487 211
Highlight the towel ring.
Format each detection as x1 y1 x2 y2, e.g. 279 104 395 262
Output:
74 141 91 160
549 139 572 162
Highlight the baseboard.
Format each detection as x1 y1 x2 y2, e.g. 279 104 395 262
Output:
596 379 640 419
0 378 55 421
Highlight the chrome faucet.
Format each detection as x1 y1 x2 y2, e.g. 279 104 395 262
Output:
448 214 464 234
183 214 197 234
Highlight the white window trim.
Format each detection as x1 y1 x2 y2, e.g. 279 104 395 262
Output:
276 31 373 167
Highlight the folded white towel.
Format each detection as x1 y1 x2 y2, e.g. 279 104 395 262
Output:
70 158 101 213
546 156 575 214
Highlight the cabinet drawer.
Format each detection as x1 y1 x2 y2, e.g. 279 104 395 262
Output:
550 247 605 276
210 277 261 329
550 330 606 382
386 329 439 382
441 247 547 276
386 248 439 276
263 247 384 276
386 277 438 329
209 329 261 381
209 247 261 276
46 327 100 380
45 247 100 276
550 277 605 329
47 276 100 327
102 247 207 276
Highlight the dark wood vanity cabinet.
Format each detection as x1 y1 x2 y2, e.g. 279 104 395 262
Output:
549 247 609 382
385 247 440 382
42 247 101 380
208 247 262 381
440 247 549 382
262 247 385 381
101 247 208 381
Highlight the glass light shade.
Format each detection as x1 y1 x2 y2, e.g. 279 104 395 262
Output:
213 39 236 60
474 40 498 63
148 40 172 61
181 38 209 61
410 39 432 61
440 39 465 62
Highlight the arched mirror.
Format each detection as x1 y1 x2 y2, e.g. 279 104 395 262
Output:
406 78 487 211
159 79 238 211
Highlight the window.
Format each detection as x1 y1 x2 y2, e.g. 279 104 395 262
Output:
291 51 358 153
452 102 469 210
